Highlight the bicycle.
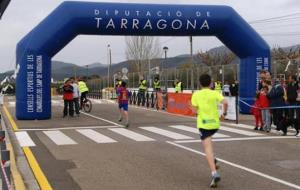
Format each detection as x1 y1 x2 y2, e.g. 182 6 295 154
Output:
81 98 92 113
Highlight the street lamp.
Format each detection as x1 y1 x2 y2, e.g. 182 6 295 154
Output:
163 46 168 90
107 44 112 87
86 65 89 79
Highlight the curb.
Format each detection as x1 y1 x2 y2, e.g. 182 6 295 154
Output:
1 102 40 189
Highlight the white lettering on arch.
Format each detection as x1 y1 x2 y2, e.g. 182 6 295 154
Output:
132 19 139 29
172 19 183 30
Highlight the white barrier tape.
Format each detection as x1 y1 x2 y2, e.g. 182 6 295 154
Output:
1 161 12 190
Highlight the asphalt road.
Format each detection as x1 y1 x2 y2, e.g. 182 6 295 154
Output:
4 96 300 190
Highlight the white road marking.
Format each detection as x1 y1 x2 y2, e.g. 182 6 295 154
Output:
109 128 155 142
80 111 123 127
91 99 103 104
77 129 117 143
18 125 118 131
51 100 61 105
15 132 36 147
174 136 298 143
43 131 77 145
169 125 230 138
167 141 300 190
8 101 15 107
140 127 193 140
220 126 263 136
222 122 296 135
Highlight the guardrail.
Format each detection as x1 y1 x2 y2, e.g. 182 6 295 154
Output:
0 126 12 190
129 90 167 110
86 89 168 110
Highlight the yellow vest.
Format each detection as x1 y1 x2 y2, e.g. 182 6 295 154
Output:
139 80 147 90
175 82 182 93
78 81 89 93
214 82 222 93
153 80 161 89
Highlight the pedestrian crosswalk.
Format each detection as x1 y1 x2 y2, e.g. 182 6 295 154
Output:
77 129 117 143
14 124 280 147
43 131 77 145
140 127 194 140
109 128 155 142
169 125 230 138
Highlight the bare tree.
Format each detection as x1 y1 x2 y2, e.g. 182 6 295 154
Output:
125 36 161 77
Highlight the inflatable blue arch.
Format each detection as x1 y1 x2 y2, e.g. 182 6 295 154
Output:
16 1 270 119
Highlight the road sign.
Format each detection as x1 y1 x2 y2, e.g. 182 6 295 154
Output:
122 67 128 74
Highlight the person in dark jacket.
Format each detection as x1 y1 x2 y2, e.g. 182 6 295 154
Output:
63 79 74 117
230 80 239 96
267 80 285 131
286 75 298 122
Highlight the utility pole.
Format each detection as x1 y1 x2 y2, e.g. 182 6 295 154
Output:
86 65 89 78
107 44 112 87
190 36 194 90
163 46 169 91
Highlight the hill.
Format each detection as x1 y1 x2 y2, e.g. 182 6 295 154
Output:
1 44 299 81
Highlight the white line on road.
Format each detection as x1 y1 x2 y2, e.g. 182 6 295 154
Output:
91 99 103 104
222 122 296 135
109 128 155 141
80 111 123 127
43 131 77 145
169 125 230 138
15 132 36 147
174 136 298 143
8 102 15 107
167 141 300 190
140 127 194 140
220 125 263 136
18 125 118 131
77 129 117 143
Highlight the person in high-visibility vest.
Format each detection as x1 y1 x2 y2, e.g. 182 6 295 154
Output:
191 74 228 188
214 81 222 94
138 78 147 105
78 78 89 109
153 77 161 91
174 79 182 93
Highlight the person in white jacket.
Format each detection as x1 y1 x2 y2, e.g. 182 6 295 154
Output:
70 77 81 116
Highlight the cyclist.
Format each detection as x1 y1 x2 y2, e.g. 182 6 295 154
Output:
78 78 89 110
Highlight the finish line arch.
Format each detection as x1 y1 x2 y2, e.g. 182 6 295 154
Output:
16 1 270 120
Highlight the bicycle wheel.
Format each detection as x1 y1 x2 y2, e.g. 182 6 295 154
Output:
83 99 92 113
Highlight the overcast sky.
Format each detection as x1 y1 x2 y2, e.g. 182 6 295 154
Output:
0 0 300 72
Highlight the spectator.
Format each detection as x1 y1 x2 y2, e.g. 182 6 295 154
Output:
259 86 270 132
258 70 267 91
250 93 263 131
214 81 222 94
296 82 300 137
71 77 80 117
138 77 147 105
174 79 183 93
222 81 231 96
267 79 285 131
63 79 74 117
230 80 239 96
286 75 298 123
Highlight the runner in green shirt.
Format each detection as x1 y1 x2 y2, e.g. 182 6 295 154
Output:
191 74 228 188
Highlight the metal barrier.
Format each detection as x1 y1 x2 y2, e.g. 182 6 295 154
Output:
87 90 102 99
0 128 12 190
129 90 167 110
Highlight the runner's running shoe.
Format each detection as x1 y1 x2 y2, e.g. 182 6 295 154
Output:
210 173 221 188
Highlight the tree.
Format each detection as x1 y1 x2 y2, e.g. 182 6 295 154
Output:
125 36 161 78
